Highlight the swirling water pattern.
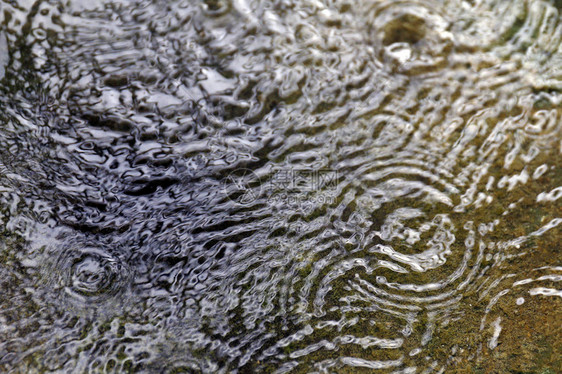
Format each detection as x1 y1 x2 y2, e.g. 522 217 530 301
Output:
0 0 560 372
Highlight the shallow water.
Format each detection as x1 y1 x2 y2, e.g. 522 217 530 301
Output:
0 0 560 372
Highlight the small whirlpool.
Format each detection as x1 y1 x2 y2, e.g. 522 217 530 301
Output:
47 246 131 308
367 1 454 74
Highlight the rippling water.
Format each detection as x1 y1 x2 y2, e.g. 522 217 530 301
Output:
0 0 561 372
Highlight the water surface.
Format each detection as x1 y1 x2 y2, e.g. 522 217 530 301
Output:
0 0 560 372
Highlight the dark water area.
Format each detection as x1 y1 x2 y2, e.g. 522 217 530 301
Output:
0 0 561 372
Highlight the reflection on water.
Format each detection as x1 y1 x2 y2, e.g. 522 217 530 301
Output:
0 0 560 372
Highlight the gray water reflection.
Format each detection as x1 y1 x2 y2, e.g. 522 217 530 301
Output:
0 0 560 372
